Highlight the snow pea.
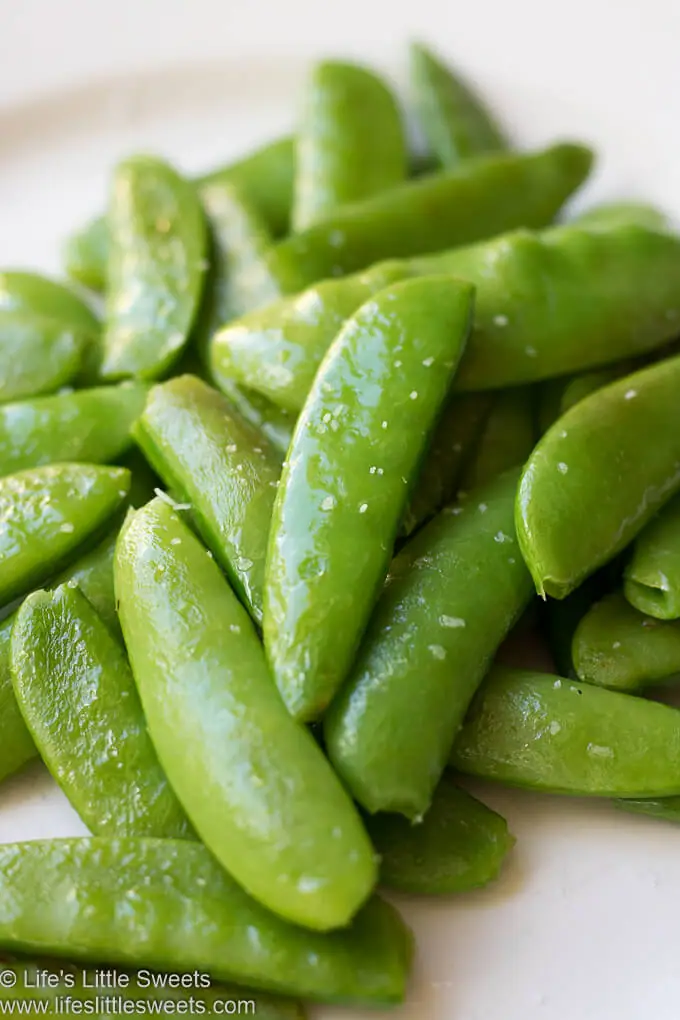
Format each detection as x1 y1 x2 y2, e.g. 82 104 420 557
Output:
624 493 680 619
292 60 406 230
0 313 86 403
265 276 474 722
134 375 281 624
264 142 592 294
572 591 680 690
459 386 536 490
0 463 129 606
11 584 192 839
0 383 147 477
0 838 410 1005
367 778 514 895
573 200 669 231
116 498 377 931
409 42 508 168
325 469 533 818
517 354 680 599
102 156 207 381
452 666 680 796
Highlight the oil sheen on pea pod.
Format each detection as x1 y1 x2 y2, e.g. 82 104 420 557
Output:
0 463 130 606
409 42 508 168
134 375 282 624
0 313 87 403
572 591 680 691
116 499 377 931
516 355 680 600
624 493 680 620
292 60 406 231
265 142 592 294
325 469 533 819
459 386 536 490
0 839 410 1006
102 156 207 381
265 276 474 723
11 585 192 839
367 778 514 895
0 383 147 476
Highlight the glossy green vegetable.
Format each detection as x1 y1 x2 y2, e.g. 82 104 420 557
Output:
263 143 592 294
0 620 36 783
541 568 614 679
624 493 680 619
0 463 129 606
134 375 281 624
0 838 410 1005
459 387 535 489
11 585 192 838
410 42 507 167
265 276 474 722
452 666 680 796
572 591 680 690
367 778 514 894
293 60 406 230
217 381 296 455
325 469 533 818
573 200 669 231
102 156 207 381
517 355 680 599
0 313 86 403
116 498 377 931
0 270 100 335
0 383 147 476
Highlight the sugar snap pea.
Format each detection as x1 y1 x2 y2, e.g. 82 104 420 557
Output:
624 493 680 620
133 375 281 624
265 276 474 722
409 42 508 168
517 354 680 599
0 270 100 336
0 620 36 783
459 386 536 490
573 200 669 231
0 838 410 1005
116 498 377 931
102 156 207 381
0 313 86 403
11 584 192 838
452 666 680 796
325 469 533 818
216 381 296 455
367 778 515 895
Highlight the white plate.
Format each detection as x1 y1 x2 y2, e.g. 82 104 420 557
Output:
2 3 680 1018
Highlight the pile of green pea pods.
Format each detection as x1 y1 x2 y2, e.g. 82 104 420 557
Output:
2 39 680 1014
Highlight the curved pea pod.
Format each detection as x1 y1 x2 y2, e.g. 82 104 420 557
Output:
133 375 281 624
451 666 680 797
102 156 207 381
0 838 410 1006
265 276 474 722
573 200 669 231
409 42 508 168
624 493 680 620
116 498 377 931
266 142 593 293
0 383 147 476
0 313 87 403
0 270 100 335
293 60 406 231
459 386 536 490
516 355 680 599
325 469 533 818
11 585 191 839
0 463 129 606
0 619 36 783
63 215 111 291
367 778 514 895
572 591 680 691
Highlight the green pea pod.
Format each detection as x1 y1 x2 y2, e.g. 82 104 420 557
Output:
102 156 207 381
134 375 281 624
572 591 680 690
0 383 147 476
367 778 514 895
11 585 192 839
0 620 36 783
452 666 680 796
624 493 680 619
63 215 111 292
116 498 377 931
293 60 406 231
517 355 680 599
0 270 100 335
265 276 474 722
325 469 533 818
541 567 615 679
0 838 410 1005
409 42 508 168
265 143 592 294
0 463 129 606
217 382 296 455
0 313 87 403
459 387 536 490
573 200 669 231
